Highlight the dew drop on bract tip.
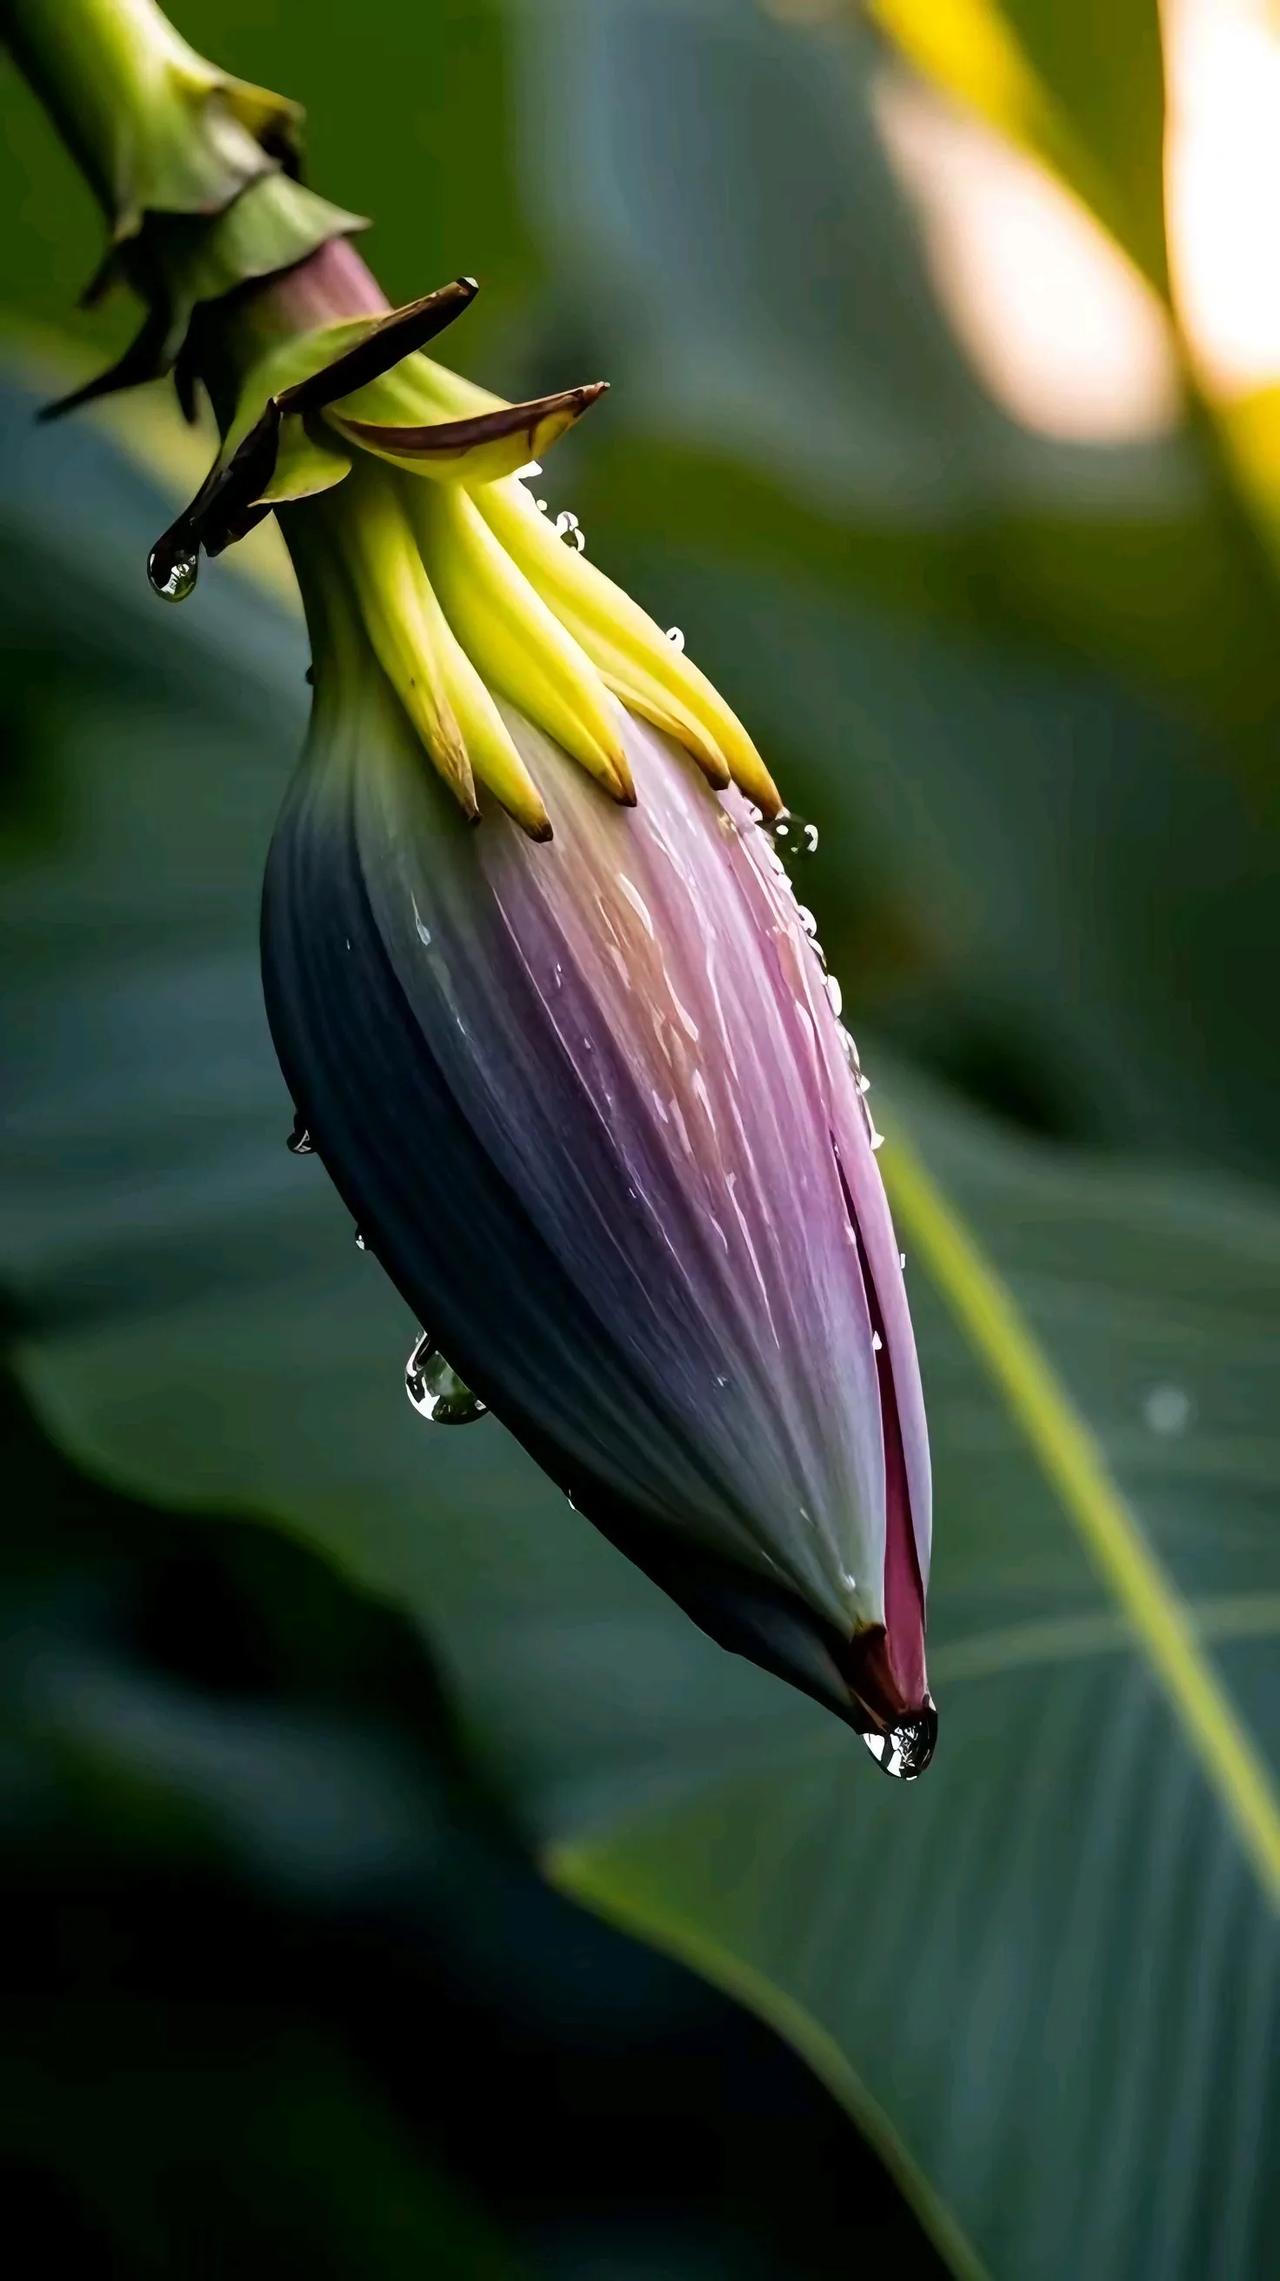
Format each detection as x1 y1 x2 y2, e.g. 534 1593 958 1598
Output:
861 1706 937 1781
286 1114 313 1155
148 540 198 602
405 1331 488 1426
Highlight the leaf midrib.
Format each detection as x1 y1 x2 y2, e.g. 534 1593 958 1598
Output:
885 1126 1280 1909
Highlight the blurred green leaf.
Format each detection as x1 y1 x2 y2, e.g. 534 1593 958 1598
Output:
865 0 1168 292
515 0 1280 763
1 381 1277 2281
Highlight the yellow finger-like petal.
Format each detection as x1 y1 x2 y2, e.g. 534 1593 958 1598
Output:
437 648 552 840
341 468 476 818
342 466 550 837
481 477 780 816
417 483 633 802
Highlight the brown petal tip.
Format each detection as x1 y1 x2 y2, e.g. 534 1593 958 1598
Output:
338 380 609 465
282 278 480 419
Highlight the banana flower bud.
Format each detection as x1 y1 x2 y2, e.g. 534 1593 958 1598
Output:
153 247 936 1775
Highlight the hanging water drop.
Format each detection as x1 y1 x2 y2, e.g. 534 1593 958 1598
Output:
354 1229 368 1252
404 1332 488 1425
286 1114 313 1155
825 974 843 1020
666 626 685 650
147 538 199 602
861 1705 937 1780
554 509 586 552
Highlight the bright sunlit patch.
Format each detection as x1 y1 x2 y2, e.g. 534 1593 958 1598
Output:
874 0 1280 436
873 70 1178 442
1163 0 1280 395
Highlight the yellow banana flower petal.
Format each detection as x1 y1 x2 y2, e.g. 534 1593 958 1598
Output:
416 483 633 804
339 468 476 820
481 477 781 817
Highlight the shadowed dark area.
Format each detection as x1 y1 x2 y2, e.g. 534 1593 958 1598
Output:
0 1373 942 2278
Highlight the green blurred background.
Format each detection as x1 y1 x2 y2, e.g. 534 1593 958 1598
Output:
2 3 1278 2276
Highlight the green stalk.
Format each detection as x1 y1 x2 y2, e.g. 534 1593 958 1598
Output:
2 0 363 414
3 0 297 239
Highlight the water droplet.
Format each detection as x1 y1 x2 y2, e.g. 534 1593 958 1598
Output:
148 538 199 602
869 1128 885 1152
554 509 586 551
355 1229 367 1252
1143 1384 1192 1436
286 1114 313 1155
825 973 843 1019
765 808 818 860
405 1332 488 1425
666 626 685 650
871 1331 883 1352
535 497 548 513
861 1705 937 1780
898 1250 907 1270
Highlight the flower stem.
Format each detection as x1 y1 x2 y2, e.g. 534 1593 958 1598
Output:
3 0 366 418
3 0 296 238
